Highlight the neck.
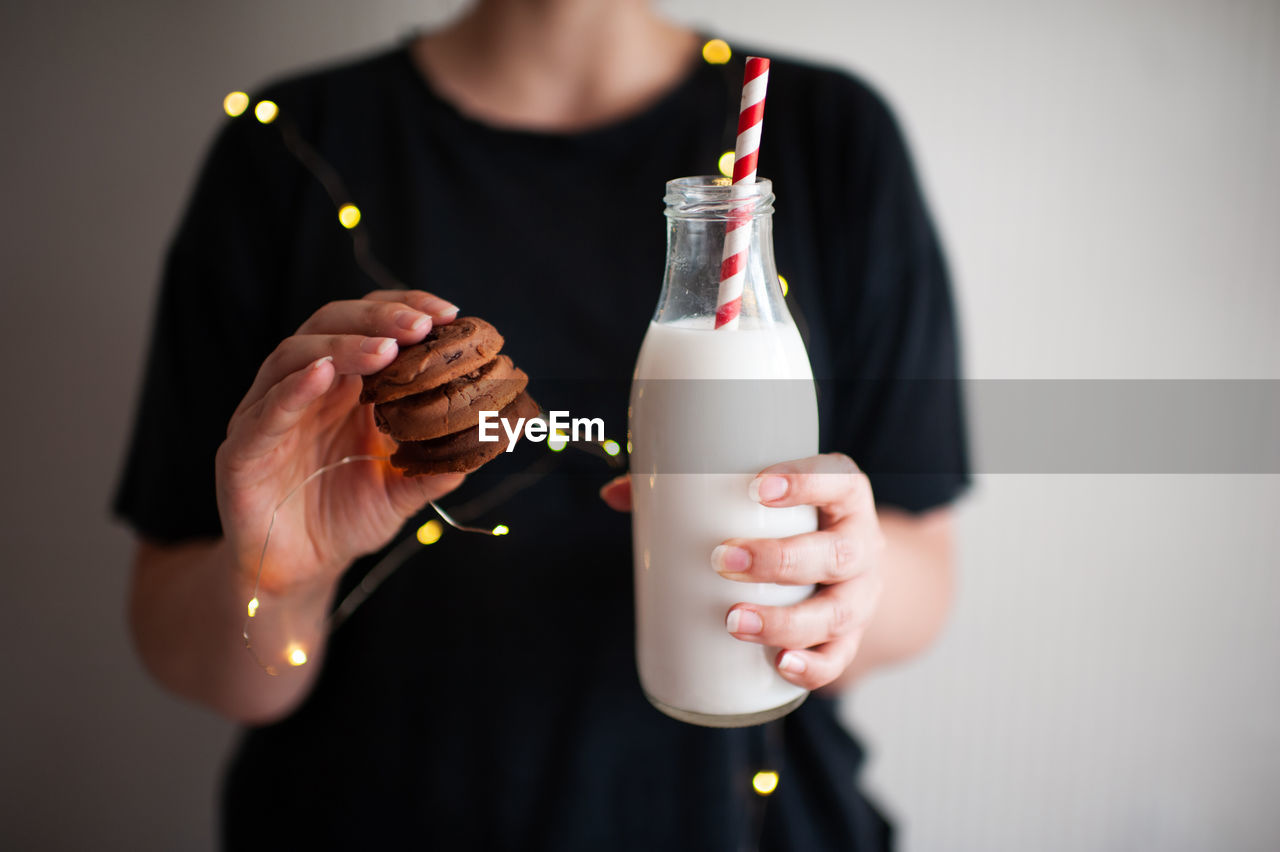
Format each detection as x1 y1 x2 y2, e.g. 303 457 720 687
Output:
412 0 699 132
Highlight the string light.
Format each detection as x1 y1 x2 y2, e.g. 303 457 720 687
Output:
286 644 308 667
223 91 249 117
779 274 789 297
718 150 736 178
752 770 779 796
548 430 568 452
254 99 278 124
626 440 633 454
702 39 732 65
416 519 444 545
338 203 361 229
247 597 259 618
491 524 510 536
602 440 621 456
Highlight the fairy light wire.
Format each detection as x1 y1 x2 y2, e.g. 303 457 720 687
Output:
327 532 421 629
274 116 404 292
242 453 385 673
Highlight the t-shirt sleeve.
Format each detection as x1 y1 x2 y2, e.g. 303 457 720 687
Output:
823 86 970 513
113 114 291 542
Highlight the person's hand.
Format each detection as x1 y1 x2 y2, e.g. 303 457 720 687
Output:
599 453 885 690
215 289 466 596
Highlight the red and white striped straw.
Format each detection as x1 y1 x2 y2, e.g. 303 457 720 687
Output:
714 56 770 330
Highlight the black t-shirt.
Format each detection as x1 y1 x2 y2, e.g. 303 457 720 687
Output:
115 39 967 851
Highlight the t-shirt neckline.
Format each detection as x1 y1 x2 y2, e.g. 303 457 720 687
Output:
393 35 723 146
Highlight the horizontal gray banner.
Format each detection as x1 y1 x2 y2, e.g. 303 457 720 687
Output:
530 379 1279 474
965 379 1279 474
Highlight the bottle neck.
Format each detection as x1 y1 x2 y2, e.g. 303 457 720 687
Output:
655 176 790 329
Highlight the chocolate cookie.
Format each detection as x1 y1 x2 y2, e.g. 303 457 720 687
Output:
373 355 529 441
390 392 541 475
360 317 504 404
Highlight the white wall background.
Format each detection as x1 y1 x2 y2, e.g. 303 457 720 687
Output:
1 1 1275 849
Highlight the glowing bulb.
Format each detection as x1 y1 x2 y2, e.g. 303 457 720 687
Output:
223 91 250 117
602 440 621 457
286 645 308 667
718 150 736 178
491 524 510 536
338 204 361 229
254 100 278 124
548 430 568 452
247 597 259 618
779 274 789 297
702 39 732 65
626 440 633 454
416 519 444 545
752 770 779 796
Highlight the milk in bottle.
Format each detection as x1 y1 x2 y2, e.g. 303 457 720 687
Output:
629 177 818 727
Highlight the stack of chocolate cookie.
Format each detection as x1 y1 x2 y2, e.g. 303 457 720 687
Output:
361 316 538 475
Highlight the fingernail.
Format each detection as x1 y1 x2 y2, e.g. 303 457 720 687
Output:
309 355 334 370
361 336 395 355
395 310 430 331
711 545 751 575
726 609 763 635
433 304 459 319
778 652 806 674
749 475 788 503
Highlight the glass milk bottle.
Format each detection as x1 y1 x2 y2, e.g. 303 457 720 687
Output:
629 176 819 727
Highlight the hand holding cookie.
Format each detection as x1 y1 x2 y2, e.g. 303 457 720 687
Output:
215 290 467 595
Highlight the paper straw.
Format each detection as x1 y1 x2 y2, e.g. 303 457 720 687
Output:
714 56 770 330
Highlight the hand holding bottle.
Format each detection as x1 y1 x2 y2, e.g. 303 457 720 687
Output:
603 452 885 691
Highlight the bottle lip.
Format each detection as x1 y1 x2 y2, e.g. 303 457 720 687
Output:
664 175 775 219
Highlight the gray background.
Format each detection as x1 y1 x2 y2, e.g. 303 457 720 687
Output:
2 0 1277 849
